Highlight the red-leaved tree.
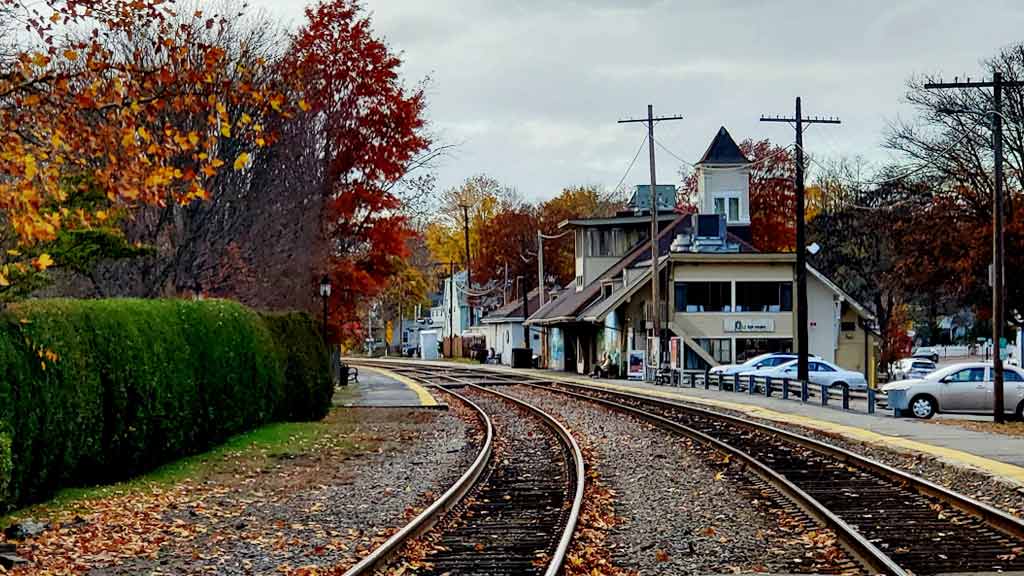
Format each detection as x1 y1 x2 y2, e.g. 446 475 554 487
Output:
282 0 430 339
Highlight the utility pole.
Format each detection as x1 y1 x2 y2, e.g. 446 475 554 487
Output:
537 231 545 309
459 203 472 327
761 98 840 383
448 260 455 357
926 72 1024 423
520 275 529 344
618 105 684 371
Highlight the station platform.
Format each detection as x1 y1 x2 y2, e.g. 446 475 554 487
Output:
358 358 1024 485
339 364 442 409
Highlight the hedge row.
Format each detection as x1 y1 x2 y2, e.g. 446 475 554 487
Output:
0 299 331 511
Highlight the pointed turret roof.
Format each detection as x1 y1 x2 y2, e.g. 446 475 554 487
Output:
696 126 750 165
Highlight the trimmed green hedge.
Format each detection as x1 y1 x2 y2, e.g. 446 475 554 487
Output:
0 299 331 511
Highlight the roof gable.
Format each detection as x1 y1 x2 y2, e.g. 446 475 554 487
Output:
697 126 750 165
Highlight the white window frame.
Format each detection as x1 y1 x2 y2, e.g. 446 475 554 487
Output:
712 191 745 223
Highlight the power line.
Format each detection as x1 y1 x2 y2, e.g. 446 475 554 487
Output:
653 137 796 172
613 133 648 194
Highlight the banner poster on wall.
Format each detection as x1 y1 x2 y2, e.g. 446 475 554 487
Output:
669 337 680 370
627 350 646 380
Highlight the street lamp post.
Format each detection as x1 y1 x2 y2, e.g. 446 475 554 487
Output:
319 275 332 344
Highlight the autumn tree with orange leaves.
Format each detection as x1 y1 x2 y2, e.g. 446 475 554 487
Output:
0 0 281 297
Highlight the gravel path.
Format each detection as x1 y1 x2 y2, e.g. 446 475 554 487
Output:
501 385 850 575
10 405 482 576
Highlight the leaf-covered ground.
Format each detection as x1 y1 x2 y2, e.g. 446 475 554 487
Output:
928 417 1024 438
1 395 475 576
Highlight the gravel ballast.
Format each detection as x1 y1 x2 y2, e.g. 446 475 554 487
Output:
670 398 1024 518
7 405 482 576
502 385 850 575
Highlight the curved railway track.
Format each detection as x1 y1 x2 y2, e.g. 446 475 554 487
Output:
353 360 1024 576
342 374 584 576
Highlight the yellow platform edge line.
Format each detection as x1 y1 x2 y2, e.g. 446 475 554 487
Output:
488 367 1024 486
358 365 439 407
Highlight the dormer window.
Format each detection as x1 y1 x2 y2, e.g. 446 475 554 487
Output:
713 196 741 222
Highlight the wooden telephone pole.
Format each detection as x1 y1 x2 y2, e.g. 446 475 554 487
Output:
618 106 684 370
926 72 1024 423
761 98 840 382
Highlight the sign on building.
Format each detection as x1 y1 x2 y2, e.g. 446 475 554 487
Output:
724 318 776 333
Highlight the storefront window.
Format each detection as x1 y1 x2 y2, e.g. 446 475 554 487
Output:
674 281 730 312
694 338 732 364
735 338 793 362
735 282 792 312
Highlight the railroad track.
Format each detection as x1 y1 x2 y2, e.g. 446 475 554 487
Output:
353 360 1024 576
342 371 584 576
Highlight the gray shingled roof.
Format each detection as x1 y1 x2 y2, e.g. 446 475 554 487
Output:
696 126 750 165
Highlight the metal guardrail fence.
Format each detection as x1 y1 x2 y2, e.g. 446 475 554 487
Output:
660 371 884 415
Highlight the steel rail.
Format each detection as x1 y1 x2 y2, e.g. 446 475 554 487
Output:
462 382 586 576
341 385 494 576
356 360 1024 573
516 381 904 576
534 378 1024 544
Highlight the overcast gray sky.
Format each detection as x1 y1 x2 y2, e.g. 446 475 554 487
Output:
251 0 1024 202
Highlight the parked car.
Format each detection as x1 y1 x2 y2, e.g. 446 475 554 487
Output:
709 352 801 376
911 346 940 363
741 358 868 391
891 357 937 380
882 362 1024 419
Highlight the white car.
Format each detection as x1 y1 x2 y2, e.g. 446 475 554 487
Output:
911 346 940 363
741 358 868 391
709 352 800 376
891 358 937 381
882 362 1024 419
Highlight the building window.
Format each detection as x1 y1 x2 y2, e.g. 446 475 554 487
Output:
735 338 793 363
684 343 711 370
728 197 740 222
694 338 731 364
713 197 726 217
841 321 857 332
735 282 792 312
674 281 730 312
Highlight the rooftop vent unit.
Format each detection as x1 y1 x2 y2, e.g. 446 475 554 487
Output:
695 213 726 239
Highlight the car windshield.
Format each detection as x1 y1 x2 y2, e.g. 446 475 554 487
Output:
911 361 935 370
742 353 774 367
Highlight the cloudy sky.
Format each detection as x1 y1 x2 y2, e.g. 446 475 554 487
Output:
252 0 1024 202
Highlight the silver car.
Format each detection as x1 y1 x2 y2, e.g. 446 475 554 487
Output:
891 358 937 380
709 352 799 376
740 358 868 391
882 362 1024 419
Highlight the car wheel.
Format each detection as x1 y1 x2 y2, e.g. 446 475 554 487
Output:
930 354 939 363
909 395 937 419
1016 400 1024 421
830 381 848 391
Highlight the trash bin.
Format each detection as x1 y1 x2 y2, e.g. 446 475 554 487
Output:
511 348 532 369
339 363 350 387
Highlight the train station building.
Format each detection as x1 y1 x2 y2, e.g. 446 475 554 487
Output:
525 127 878 382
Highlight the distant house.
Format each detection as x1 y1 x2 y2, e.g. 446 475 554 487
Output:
471 287 556 365
526 126 879 383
